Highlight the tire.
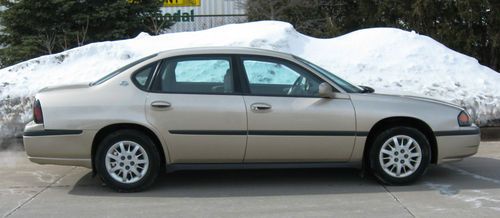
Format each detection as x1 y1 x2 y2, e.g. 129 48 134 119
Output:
95 129 161 192
369 126 430 185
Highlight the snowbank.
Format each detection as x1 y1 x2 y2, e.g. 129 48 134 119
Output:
0 21 499 139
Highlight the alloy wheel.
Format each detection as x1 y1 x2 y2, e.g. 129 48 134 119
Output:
378 135 422 178
105 140 149 184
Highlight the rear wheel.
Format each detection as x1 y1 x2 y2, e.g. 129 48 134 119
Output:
95 129 160 192
369 127 430 185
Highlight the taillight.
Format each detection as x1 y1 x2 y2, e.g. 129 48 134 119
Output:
33 99 44 124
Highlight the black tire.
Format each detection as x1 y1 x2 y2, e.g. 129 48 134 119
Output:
369 126 430 185
95 129 161 192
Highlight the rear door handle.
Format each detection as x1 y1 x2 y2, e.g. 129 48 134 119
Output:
151 101 171 109
250 103 272 112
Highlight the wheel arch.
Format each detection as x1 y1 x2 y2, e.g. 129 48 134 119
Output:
91 123 167 175
363 116 438 168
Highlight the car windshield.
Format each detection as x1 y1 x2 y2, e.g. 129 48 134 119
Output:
294 56 363 93
90 53 158 86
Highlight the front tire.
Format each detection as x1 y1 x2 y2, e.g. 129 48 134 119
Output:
95 129 160 192
369 127 430 185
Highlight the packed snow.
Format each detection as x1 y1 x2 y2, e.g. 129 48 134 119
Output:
1 21 499 140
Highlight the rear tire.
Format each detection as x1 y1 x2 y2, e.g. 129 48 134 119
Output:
369 127 430 185
95 129 160 192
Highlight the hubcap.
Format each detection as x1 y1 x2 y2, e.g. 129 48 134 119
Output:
105 141 149 184
379 135 422 178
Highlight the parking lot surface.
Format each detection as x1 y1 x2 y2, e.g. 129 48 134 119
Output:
1 141 500 217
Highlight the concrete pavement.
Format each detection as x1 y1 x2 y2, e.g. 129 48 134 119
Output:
1 141 500 217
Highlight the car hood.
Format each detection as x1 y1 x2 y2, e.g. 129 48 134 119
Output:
402 95 463 110
38 83 90 93
368 91 464 111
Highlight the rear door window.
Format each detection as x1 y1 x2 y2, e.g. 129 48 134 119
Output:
153 56 234 94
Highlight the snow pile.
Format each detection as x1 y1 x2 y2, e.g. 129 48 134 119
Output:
0 21 499 139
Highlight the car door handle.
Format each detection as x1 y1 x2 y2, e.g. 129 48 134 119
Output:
151 101 171 109
250 103 272 111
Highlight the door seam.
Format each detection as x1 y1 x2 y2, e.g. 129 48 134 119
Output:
241 95 250 163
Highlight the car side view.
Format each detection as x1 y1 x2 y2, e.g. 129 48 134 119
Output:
23 47 480 192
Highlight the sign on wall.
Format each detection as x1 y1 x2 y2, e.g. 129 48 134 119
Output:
127 0 201 7
129 0 246 33
163 0 201 7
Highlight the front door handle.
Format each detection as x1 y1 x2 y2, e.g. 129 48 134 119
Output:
151 101 171 109
250 103 272 112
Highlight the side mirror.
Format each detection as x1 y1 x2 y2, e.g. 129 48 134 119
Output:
319 82 336 98
359 85 375 93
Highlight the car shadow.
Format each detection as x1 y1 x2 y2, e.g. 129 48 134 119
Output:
68 156 500 197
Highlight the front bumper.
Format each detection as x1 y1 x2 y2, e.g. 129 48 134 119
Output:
435 126 481 164
23 121 95 168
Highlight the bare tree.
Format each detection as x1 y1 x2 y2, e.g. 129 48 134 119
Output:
57 29 70 51
75 16 90 47
39 32 56 54
143 12 172 35
246 0 350 37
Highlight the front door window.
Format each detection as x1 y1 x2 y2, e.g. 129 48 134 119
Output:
242 58 321 97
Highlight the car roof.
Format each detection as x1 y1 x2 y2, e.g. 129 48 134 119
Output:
156 47 295 59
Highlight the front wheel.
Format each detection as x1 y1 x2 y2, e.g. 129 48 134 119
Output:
369 127 430 185
95 130 161 192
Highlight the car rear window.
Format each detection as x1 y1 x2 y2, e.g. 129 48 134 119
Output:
132 62 159 90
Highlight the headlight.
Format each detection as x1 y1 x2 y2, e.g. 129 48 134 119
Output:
458 111 472 126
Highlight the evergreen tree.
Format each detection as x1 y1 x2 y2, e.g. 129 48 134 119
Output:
0 0 168 67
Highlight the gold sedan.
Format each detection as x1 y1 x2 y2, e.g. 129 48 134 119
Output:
24 47 480 192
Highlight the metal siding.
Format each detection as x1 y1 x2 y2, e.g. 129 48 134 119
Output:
162 0 247 33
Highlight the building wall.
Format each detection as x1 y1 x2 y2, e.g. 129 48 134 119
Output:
161 0 247 33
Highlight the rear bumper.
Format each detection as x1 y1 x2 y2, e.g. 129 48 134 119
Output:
23 121 94 168
435 126 480 164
